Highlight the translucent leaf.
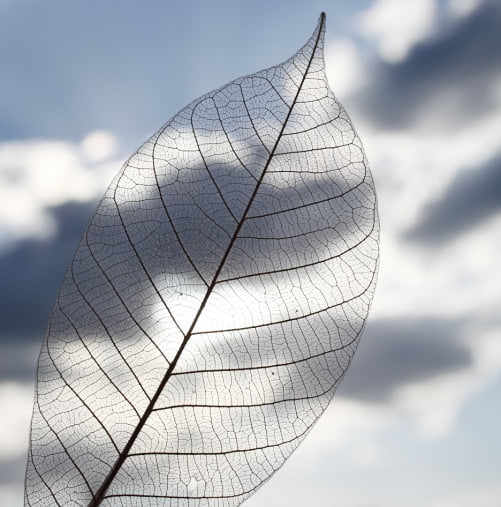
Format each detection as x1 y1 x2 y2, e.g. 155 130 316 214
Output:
25 13 379 506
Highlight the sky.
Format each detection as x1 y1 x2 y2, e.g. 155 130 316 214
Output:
1 0 500 505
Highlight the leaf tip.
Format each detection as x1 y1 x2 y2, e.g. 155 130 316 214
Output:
319 12 326 28
317 12 326 40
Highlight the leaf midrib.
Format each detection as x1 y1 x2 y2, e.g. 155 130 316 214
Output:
89 14 325 505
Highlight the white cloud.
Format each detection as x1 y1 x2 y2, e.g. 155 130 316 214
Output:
0 132 121 246
0 483 23 507
301 43 501 447
0 382 33 461
356 103 501 321
326 319 500 441
3 7 501 503
80 130 118 163
324 38 368 98
259 318 501 500
394 324 501 437
305 397 394 456
0 381 36 506
431 483 501 507
356 0 438 63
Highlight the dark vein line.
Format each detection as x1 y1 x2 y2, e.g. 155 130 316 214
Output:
84 229 170 366
88 15 325 506
238 223 351 241
69 261 150 408
113 184 186 337
150 131 210 287
101 441 297 500
274 141 353 156
248 75 290 108
245 234 375 280
247 165 368 219
127 424 310 457
191 99 239 223
102 488 257 501
218 212 376 282
45 322 120 454
194 266 376 335
192 201 233 239
57 299 140 419
27 448 62 507
238 83 271 155
211 96 258 182
149 383 333 413
268 159 353 174
281 113 341 136
36 397 96 501
170 330 359 377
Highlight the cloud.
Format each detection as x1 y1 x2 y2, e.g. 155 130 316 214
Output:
305 320 501 458
0 483 23 507
446 0 486 21
80 130 119 164
0 201 94 339
0 382 33 461
0 132 120 246
247 320 501 504
355 0 437 63
338 316 472 402
324 38 370 99
431 483 501 507
354 1 501 130
0 385 33 506
0 4 499 507
405 152 501 244
0 342 38 382
393 322 501 437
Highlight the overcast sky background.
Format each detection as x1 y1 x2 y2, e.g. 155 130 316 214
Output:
1 0 500 505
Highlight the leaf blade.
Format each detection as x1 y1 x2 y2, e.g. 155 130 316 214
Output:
25 13 379 506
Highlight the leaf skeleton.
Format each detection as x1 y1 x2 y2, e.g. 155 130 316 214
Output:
25 12 379 506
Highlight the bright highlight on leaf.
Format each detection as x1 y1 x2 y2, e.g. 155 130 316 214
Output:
25 13 379 506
